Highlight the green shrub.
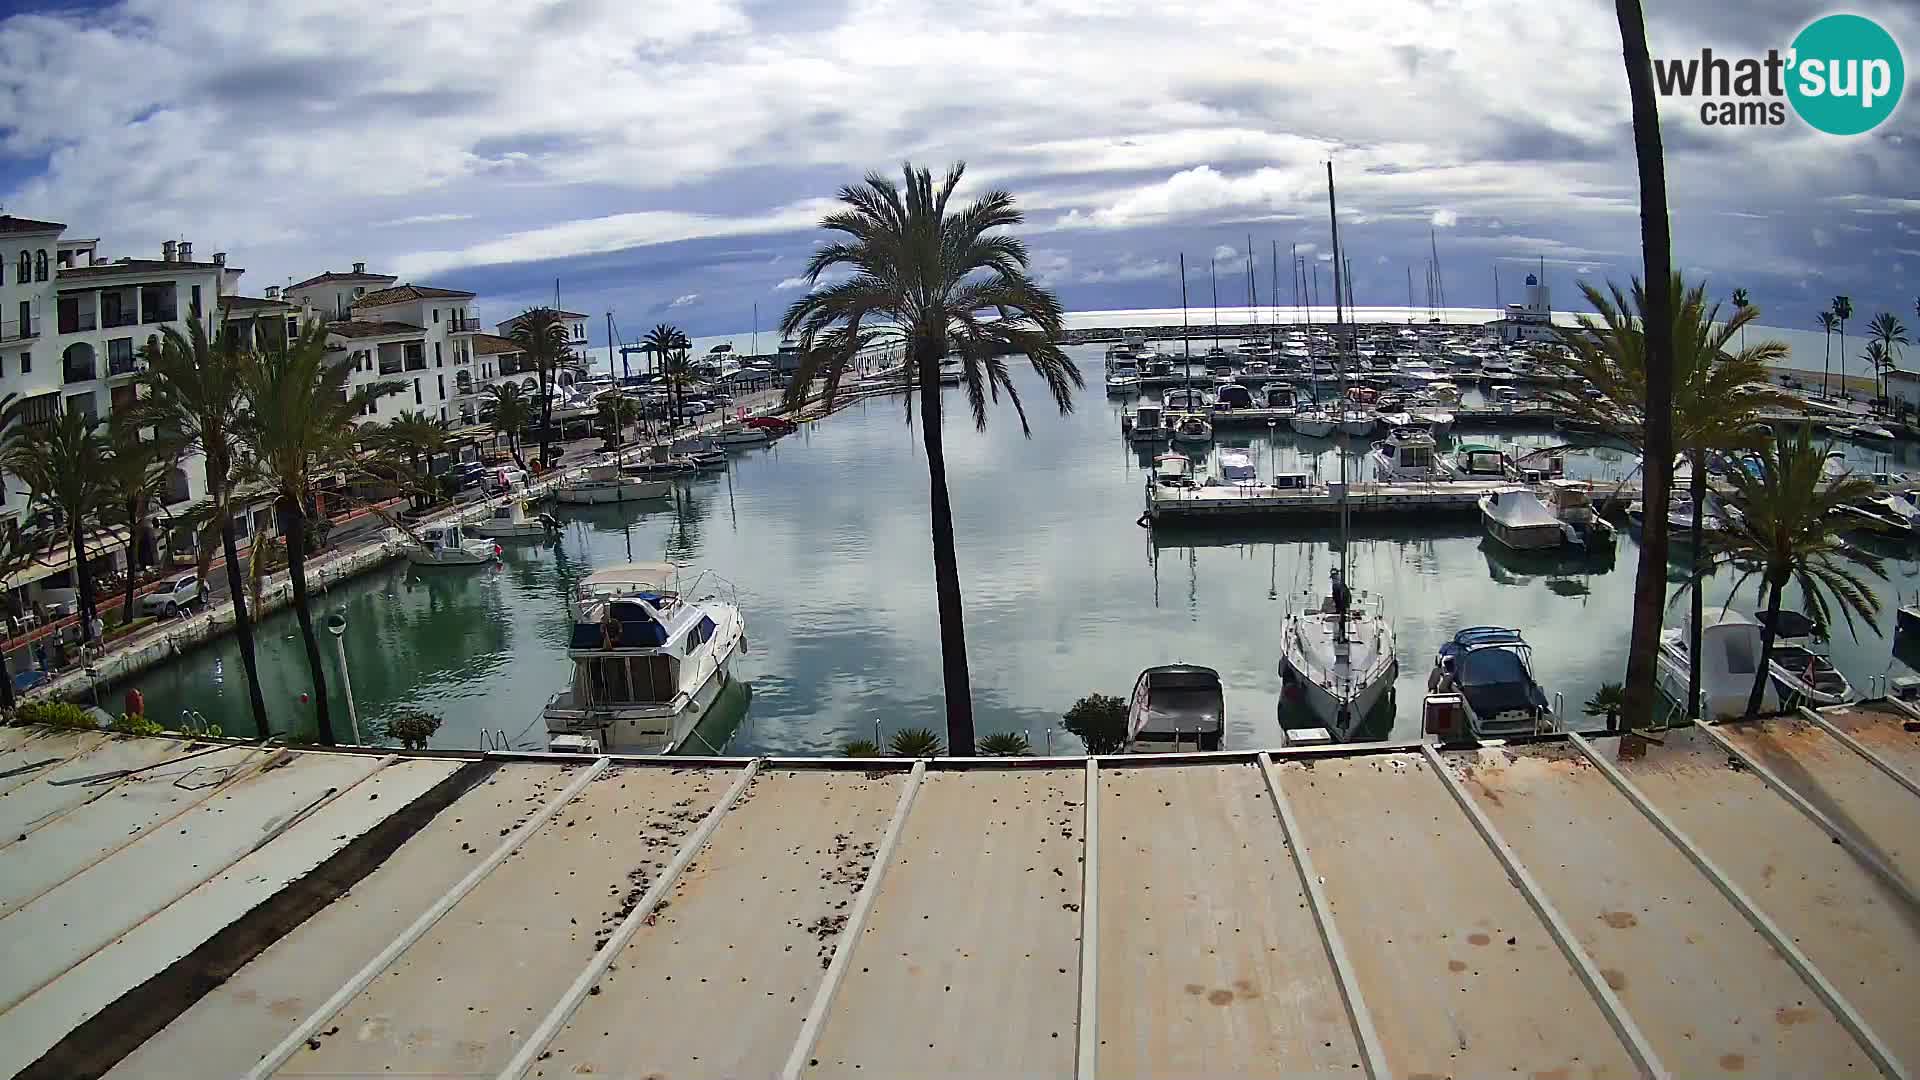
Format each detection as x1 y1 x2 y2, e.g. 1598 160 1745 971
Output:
886 726 944 758
374 707 443 750
15 699 100 731
1063 693 1129 754
111 712 166 736
840 738 881 757
977 731 1032 756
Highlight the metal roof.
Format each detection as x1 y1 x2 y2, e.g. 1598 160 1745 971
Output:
2 705 1919 1078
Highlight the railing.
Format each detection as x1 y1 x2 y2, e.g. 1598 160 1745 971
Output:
378 359 403 376
102 309 138 329
108 354 139 377
63 361 97 384
141 308 178 325
404 356 427 372
56 311 93 334
449 317 481 332
0 317 39 342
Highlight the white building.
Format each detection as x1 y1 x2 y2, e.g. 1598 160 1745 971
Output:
1484 272 1558 345
322 282 480 426
496 308 588 351
288 264 397 322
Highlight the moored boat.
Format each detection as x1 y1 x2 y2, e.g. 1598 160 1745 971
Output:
404 523 500 566
1479 487 1576 550
1171 412 1214 445
1425 627 1555 739
1657 610 1779 720
1128 403 1171 443
1124 665 1225 752
1369 427 1445 482
475 499 561 540
556 464 672 505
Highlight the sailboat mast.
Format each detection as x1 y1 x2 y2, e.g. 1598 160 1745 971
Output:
1326 160 1349 643
606 311 620 465
752 302 758 356
1246 233 1258 335
1406 265 1415 323
1270 239 1280 342
1210 257 1220 354
1179 252 1191 374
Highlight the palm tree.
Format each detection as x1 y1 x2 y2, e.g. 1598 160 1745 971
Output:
661 347 696 428
1863 341 1893 407
781 162 1082 754
1731 287 1749 350
1832 295 1854 396
1 408 110 643
237 321 402 744
97 415 178 625
1609 0 1679 732
132 320 268 735
643 324 691 425
0 519 38 710
376 410 450 506
485 382 531 468
1867 312 1908 405
508 309 573 468
1582 682 1626 733
1817 311 1839 398
1699 425 1883 717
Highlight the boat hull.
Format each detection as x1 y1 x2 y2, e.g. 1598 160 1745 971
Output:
478 523 557 539
1482 518 1566 550
545 610 745 754
1281 650 1396 736
1290 417 1336 437
554 478 672 504
1339 417 1376 437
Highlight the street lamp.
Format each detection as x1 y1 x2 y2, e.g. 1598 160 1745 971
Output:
325 608 361 745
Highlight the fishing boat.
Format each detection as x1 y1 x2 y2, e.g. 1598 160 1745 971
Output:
1216 449 1258 486
475 499 561 540
1656 610 1779 720
1124 664 1225 752
1754 610 1854 706
556 464 672 505
1537 479 1615 544
1479 487 1577 550
1128 403 1171 443
1171 412 1214 445
403 523 500 566
1426 627 1554 739
542 563 747 754
1368 427 1445 482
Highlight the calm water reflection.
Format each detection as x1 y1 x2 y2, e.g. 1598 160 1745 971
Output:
121 345 1920 752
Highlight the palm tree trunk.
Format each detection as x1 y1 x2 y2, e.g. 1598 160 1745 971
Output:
1615 0 1678 732
916 347 976 756
71 520 98 642
1686 451 1706 718
1747 576 1782 718
1823 332 1831 398
219 507 270 737
283 499 334 744
121 499 142 625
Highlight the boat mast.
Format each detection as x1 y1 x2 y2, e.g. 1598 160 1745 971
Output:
752 302 758 357
606 311 620 467
1246 233 1258 340
1270 239 1280 344
1210 256 1220 356
1406 266 1415 324
1179 252 1191 379
1327 160 1350 644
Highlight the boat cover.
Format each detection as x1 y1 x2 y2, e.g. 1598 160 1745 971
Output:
1455 647 1548 717
1481 488 1561 529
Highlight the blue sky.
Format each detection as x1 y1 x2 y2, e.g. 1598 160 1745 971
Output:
1 0 1915 348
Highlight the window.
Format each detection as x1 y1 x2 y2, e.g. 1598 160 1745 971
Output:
16 251 29 282
190 285 201 317
19 351 29 374
34 250 47 281
413 378 422 405
434 341 442 366
437 374 444 399
432 309 439 323
353 286 364 298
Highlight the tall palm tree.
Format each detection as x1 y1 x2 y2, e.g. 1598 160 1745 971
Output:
1863 341 1892 407
597 394 638 443
643 324 691 424
1699 425 1883 717
1817 311 1839 398
376 410 450 506
132 320 268 735
508 309 573 468
0 519 37 710
1605 0 1677 732
0 408 108 641
1867 311 1908 404
1730 287 1749 351
780 162 1082 754
485 382 531 467
237 321 402 744
661 347 696 428
1832 295 1853 396
98 415 178 625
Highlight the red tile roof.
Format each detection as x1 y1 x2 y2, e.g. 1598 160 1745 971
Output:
328 319 426 339
352 284 476 308
56 259 235 279
470 333 522 355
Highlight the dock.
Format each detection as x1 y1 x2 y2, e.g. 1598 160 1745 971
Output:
5 707 1920 1078
1142 476 1653 521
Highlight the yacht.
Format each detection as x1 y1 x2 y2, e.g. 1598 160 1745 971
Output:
543 563 746 754
1171 412 1214 445
1217 449 1259 486
1124 665 1225 752
1369 427 1445 482
475 499 561 540
1426 627 1554 739
1105 361 1141 395
1657 610 1778 720
1836 491 1920 537
1754 610 1855 706
1128 403 1171 443
403 523 500 566
556 464 672 504
1443 442 1515 481
1479 487 1578 550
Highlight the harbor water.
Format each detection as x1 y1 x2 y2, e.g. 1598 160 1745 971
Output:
119 343 1920 752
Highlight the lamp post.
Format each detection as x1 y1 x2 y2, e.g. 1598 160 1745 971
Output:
325 608 361 745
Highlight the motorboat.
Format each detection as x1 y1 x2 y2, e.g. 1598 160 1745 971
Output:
403 523 500 566
1443 442 1515 481
1171 413 1214 445
1152 452 1197 489
1426 628 1554 739
1537 479 1615 544
1755 610 1854 706
1128 404 1171 443
543 562 746 754
1124 665 1225 752
1280 573 1398 738
475 499 561 540
625 456 699 478
1213 383 1255 410
556 464 673 505
1820 450 1851 484
1337 409 1376 437
1105 362 1141 395
1841 422 1896 445
1626 489 1722 534
1836 491 1920 537
741 414 799 434
1369 427 1445 482
1216 449 1258 486
1657 610 1779 720
1290 410 1337 438
1163 386 1213 412
1479 487 1578 550
710 421 772 446
1408 404 1455 434
1374 410 1412 430
669 437 729 468
1262 385 1297 409
937 358 964 385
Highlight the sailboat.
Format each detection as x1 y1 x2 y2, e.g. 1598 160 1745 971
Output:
1278 162 1398 739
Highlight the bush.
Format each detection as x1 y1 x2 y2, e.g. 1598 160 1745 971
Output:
374 707 443 750
1063 693 1129 755
886 726 944 758
111 711 165 736
15 699 100 731
977 731 1032 756
840 738 881 757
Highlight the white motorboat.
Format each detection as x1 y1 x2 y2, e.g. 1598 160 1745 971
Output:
1836 491 1920 537
1820 450 1851 484
555 464 672 505
1537 479 1615 544
1217 449 1258 486
1171 413 1214 445
1152 452 1197 489
1408 404 1455 434
1443 442 1515 481
1426 627 1555 739
710 421 772 445
1374 410 1412 430
1337 409 1376 437
543 562 746 754
1842 422 1896 445
1754 610 1854 706
1369 427 1445 482
1657 610 1779 720
1480 487 1577 550
1290 410 1337 438
1163 386 1213 412
1128 403 1171 443
475 499 561 540
1105 362 1141 394
404 523 499 566
1124 665 1225 752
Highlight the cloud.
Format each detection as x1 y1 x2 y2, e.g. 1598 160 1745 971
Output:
669 293 699 308
774 275 811 291
1078 254 1172 284
374 212 474 227
1430 208 1458 228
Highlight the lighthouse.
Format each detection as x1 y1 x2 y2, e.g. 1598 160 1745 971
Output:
1484 268 1557 344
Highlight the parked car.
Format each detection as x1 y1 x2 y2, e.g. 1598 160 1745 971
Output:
677 400 711 418
449 461 488 490
139 574 202 617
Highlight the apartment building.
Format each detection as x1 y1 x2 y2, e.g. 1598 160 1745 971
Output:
288 263 397 322
322 283 479 426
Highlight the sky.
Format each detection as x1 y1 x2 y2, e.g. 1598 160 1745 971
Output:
0 0 1916 350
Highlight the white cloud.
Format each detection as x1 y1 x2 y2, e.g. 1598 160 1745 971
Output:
374 212 474 227
774 275 811 291
1078 254 1171 284
669 293 700 308
1430 208 1458 228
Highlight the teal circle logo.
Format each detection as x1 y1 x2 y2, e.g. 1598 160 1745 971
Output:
1788 14 1904 135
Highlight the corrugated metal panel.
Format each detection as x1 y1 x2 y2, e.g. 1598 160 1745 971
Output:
1449 742 1874 1075
1721 716 1920 882
0 744 271 917
807 769 1083 1077
545 769 903 1077
107 763 577 1080
0 751 385 1013
1612 725 1920 1068
0 759 462 1077
0 735 212 844
0 729 113 797
1807 706 1920 795
1275 752 1638 1078
275 765 728 1078
1096 760 1360 1074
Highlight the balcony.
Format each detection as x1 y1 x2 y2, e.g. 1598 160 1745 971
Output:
449 317 481 333
378 358 403 376
63 359 97 384
141 307 178 326
107 354 140 378
102 309 138 330
56 310 94 334
0 317 39 343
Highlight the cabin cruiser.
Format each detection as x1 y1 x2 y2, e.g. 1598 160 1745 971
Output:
1426 627 1554 739
1127 404 1171 443
1657 610 1779 720
1443 442 1516 481
1479 487 1578 550
1105 361 1141 394
1538 479 1615 545
1840 422 1896 445
1753 610 1854 706
403 523 500 566
1171 412 1214 445
1217 449 1259 486
1262 385 1297 409
1152 452 1197 489
475 499 561 540
1163 386 1213 412
1124 665 1225 752
1213 383 1255 410
543 563 746 754
1280 571 1398 737
556 464 672 505
1369 427 1446 482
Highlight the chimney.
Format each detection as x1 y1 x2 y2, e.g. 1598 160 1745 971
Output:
266 286 280 300
178 241 193 262
352 261 366 274
212 251 226 267
162 240 177 263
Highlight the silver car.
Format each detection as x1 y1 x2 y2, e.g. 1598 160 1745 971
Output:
138 574 202 617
